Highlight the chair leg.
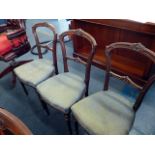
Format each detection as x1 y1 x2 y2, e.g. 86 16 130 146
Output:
74 119 79 135
20 81 28 96
40 98 50 115
11 71 17 88
64 113 72 134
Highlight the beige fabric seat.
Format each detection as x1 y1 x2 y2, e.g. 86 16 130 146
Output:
37 72 86 113
14 59 54 87
71 90 135 135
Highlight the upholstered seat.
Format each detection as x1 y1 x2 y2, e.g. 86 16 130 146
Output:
71 90 135 135
37 72 86 113
14 59 54 87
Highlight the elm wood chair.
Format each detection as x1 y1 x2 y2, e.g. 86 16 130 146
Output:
14 22 58 95
71 42 155 135
0 107 32 135
36 29 97 134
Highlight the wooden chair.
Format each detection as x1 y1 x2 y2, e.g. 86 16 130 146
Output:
36 29 97 134
71 42 155 135
0 107 32 135
14 22 58 95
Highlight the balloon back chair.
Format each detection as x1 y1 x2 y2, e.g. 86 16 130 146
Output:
71 42 155 135
36 29 97 134
14 22 58 95
0 107 32 135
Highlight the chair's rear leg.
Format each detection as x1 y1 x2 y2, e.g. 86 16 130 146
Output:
11 71 17 87
38 95 50 115
35 89 50 115
20 81 28 96
64 113 72 135
74 119 79 135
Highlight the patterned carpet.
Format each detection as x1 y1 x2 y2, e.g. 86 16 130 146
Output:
0 19 155 134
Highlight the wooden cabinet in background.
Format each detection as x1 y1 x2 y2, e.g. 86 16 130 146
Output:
70 19 155 86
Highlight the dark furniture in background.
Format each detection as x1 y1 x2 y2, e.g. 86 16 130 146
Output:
0 19 31 86
70 19 155 86
0 19 25 32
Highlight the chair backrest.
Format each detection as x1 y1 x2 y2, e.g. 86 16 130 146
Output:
32 22 58 74
0 107 32 135
104 42 155 111
59 29 97 96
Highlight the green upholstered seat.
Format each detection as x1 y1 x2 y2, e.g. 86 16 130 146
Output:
14 59 54 87
36 72 86 113
71 90 135 135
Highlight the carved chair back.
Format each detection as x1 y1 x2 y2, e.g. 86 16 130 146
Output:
0 107 32 135
59 29 97 96
104 42 155 111
32 22 58 74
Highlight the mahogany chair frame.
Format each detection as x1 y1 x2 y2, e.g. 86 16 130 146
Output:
43 29 97 134
19 22 58 95
74 42 155 134
0 107 32 135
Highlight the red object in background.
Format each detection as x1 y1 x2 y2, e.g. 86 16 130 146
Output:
0 30 28 57
11 34 27 48
0 19 31 87
0 34 12 56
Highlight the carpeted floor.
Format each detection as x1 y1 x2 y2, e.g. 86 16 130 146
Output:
0 19 155 135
